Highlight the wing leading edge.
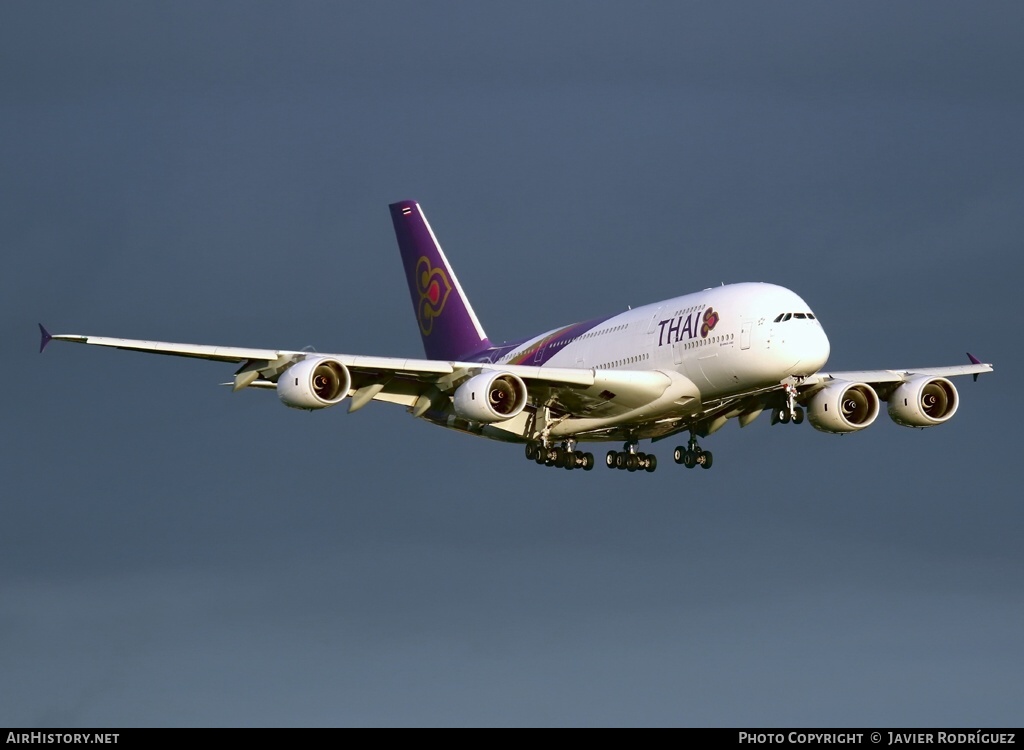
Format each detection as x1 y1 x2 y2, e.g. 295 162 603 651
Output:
802 358 993 390
41 328 282 363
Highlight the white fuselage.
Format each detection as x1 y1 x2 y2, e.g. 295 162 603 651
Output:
496 282 830 399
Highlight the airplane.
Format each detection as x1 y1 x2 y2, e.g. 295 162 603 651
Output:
39 200 993 474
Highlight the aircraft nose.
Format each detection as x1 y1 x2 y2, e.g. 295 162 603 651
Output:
807 323 830 373
785 321 830 376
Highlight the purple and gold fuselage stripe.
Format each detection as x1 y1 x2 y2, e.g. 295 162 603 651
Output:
507 329 566 365
506 315 611 366
466 315 613 365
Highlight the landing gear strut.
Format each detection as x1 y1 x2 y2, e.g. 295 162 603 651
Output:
673 434 713 470
771 382 805 425
605 440 657 473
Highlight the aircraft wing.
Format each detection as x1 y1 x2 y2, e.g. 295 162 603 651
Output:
41 329 284 363
43 331 450 400
39 327 692 428
801 358 993 390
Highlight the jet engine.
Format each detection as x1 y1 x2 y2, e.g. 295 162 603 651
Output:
452 372 528 423
887 376 958 428
277 357 351 410
807 381 880 434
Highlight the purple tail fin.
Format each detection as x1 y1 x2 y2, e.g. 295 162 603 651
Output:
390 201 492 361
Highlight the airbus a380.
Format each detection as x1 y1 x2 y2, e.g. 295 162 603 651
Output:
41 200 993 474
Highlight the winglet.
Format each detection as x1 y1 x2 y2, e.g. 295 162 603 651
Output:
967 352 982 381
38 323 52 353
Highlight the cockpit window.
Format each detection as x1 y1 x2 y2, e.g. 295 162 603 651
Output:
774 311 815 321
775 312 816 322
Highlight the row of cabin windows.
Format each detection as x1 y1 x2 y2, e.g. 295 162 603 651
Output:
577 323 627 341
507 323 630 361
507 327 738 363
683 333 734 350
596 352 650 369
590 331 739 367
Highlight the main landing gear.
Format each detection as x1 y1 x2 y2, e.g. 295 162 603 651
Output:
525 437 723 474
673 435 713 469
525 440 595 471
605 441 657 473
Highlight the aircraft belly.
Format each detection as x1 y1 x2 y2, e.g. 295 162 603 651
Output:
550 382 702 438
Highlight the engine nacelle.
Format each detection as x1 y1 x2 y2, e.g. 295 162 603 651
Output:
277 357 351 410
807 381 880 434
452 371 528 423
888 376 958 428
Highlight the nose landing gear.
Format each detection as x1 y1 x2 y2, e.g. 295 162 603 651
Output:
771 382 805 425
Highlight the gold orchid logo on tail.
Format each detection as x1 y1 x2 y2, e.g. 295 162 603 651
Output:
416 256 453 336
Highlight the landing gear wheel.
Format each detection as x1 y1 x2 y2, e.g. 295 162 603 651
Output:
606 450 617 468
645 455 658 473
674 446 685 464
682 450 697 469
699 450 713 469
615 452 627 470
525 443 537 460
626 454 639 472
777 406 791 424
793 406 805 424
582 452 595 471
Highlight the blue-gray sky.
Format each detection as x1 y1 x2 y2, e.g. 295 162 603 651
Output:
2 1 1021 727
